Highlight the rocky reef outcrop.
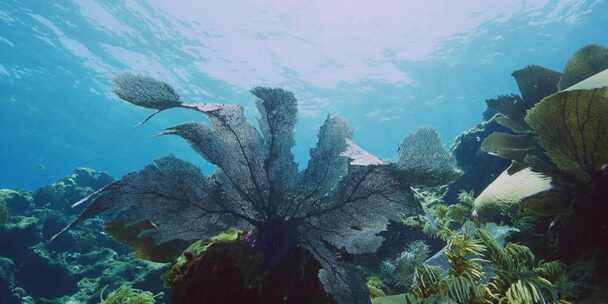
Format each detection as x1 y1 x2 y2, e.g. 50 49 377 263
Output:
0 257 18 304
166 238 334 304
444 64 562 204
443 116 511 203
33 168 113 213
0 168 168 304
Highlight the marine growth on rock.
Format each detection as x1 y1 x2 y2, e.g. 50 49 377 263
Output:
53 73 459 304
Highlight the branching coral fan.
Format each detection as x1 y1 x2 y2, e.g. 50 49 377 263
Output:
53 73 458 304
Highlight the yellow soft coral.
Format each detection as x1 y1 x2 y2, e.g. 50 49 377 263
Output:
367 276 386 298
99 286 157 304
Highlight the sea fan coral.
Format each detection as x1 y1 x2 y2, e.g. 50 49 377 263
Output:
397 128 461 187
51 73 460 304
526 77 608 183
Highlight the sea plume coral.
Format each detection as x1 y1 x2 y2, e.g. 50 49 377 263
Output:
396 228 567 304
51 73 452 304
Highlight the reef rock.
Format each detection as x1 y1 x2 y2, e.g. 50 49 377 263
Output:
50 248 167 304
0 257 18 304
0 189 33 214
56 76 438 304
446 64 560 204
0 201 7 227
558 44 608 90
0 216 41 259
33 167 113 213
0 168 168 304
16 245 78 299
166 239 334 304
512 64 561 106
444 117 511 203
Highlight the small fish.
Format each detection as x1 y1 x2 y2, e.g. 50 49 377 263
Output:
36 163 46 170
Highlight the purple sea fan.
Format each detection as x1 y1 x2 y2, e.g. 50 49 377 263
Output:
53 73 456 304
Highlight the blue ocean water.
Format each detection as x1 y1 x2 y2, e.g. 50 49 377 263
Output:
2 2 608 304
1 1 607 190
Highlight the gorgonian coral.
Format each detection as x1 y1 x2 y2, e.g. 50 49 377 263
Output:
53 73 459 303
396 128 461 187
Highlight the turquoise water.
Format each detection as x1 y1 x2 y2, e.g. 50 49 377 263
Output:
1 0 606 189
1 2 608 304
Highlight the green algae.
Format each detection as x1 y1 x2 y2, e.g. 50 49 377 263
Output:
99 286 157 304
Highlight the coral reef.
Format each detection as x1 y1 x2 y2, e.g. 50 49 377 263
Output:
162 228 242 288
357 129 458 268
367 276 386 298
376 227 568 304
445 64 561 204
6 43 605 304
99 285 158 304
512 65 562 107
0 189 33 214
445 117 511 203
370 47 608 304
526 79 608 184
0 257 18 304
33 167 113 213
403 189 475 242
480 69 608 261
429 47 608 303
0 201 7 227
379 240 430 292
396 128 461 187
472 166 552 223
166 238 333 304
0 216 41 259
0 168 166 304
54 73 461 304
558 44 608 90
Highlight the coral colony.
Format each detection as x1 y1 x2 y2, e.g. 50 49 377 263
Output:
52 73 458 303
12 43 602 304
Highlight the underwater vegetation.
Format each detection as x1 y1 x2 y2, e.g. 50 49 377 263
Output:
53 73 459 304
397 128 463 187
558 44 608 90
478 45 608 261
9 42 598 303
370 44 608 304
445 62 562 204
164 231 335 304
99 285 159 304
403 190 475 242
378 240 430 292
402 226 569 304
34 168 114 214
0 169 166 304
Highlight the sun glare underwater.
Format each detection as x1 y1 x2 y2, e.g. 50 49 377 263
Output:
1 1 608 303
